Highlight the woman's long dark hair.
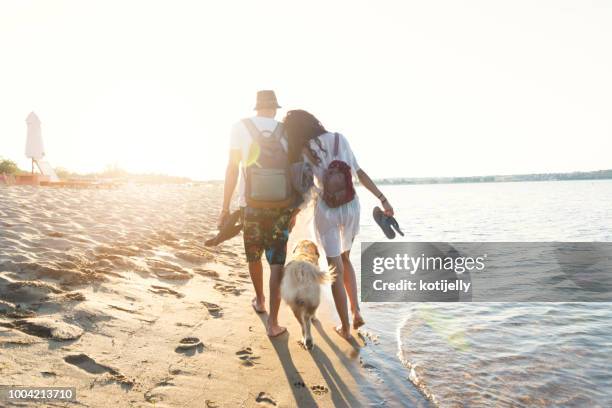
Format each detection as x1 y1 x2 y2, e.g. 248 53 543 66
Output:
283 110 327 165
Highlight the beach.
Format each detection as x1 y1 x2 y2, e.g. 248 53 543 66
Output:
0 183 423 408
1 0 611 405
2 181 611 407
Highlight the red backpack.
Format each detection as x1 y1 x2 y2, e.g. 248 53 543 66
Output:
322 133 356 208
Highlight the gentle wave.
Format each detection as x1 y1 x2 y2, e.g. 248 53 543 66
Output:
396 303 612 407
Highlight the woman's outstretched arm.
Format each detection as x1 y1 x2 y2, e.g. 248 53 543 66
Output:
356 169 394 216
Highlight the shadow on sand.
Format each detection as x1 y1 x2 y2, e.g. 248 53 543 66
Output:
256 313 365 407
256 313 319 406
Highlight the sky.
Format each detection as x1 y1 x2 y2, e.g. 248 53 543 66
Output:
0 0 610 180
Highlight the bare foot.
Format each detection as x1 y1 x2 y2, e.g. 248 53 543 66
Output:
251 297 266 314
334 325 351 340
353 312 365 330
267 324 287 338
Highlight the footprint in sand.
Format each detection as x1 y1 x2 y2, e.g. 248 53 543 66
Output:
155 377 175 387
255 391 277 406
193 268 219 279
144 377 176 404
175 251 213 264
0 338 39 347
108 304 139 314
310 385 329 395
64 353 117 375
201 301 223 318
148 285 185 298
214 283 244 296
236 347 260 367
63 353 135 388
3 318 83 341
144 390 163 404
62 292 86 302
154 269 191 281
175 337 204 355
147 259 191 281
0 301 35 318
228 272 251 284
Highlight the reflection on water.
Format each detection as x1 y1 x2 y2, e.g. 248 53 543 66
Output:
353 180 612 407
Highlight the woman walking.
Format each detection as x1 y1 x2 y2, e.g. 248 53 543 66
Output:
284 110 394 339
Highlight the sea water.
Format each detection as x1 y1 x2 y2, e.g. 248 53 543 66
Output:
350 180 612 407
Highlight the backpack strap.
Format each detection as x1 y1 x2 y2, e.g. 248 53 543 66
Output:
242 119 261 140
333 132 340 158
241 119 262 169
243 119 284 144
270 123 284 142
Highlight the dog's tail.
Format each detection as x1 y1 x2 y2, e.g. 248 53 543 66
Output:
287 260 335 284
320 265 338 283
315 267 335 284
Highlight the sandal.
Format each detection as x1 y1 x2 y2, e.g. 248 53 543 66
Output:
205 210 242 246
373 207 395 239
389 215 404 237
373 206 404 239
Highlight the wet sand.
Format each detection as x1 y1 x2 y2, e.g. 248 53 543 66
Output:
0 184 410 407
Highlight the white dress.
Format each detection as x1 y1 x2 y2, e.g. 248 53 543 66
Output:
303 132 361 258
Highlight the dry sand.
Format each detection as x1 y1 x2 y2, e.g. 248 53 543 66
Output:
0 184 398 407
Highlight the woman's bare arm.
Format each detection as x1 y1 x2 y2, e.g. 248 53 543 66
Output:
357 169 394 216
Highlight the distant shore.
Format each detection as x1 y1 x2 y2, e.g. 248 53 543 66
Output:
4 156 611 187
373 169 612 186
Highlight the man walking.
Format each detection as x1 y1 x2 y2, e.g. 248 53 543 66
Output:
218 90 292 337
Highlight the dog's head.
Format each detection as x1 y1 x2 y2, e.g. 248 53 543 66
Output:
292 240 320 265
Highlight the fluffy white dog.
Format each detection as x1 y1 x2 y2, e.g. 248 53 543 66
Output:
281 240 333 349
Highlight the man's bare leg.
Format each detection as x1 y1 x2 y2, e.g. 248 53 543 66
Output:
341 251 364 329
267 264 286 337
248 260 266 313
